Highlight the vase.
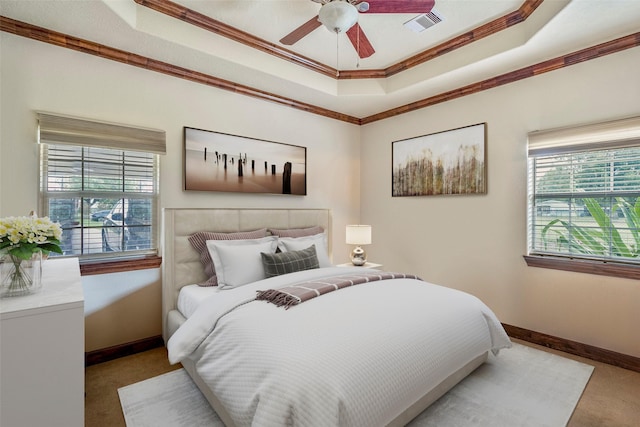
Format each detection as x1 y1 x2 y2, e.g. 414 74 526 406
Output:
0 252 43 298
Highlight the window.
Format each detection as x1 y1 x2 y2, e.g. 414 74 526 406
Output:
38 113 165 261
527 116 640 270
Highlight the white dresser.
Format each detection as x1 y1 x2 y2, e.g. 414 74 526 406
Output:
0 257 84 427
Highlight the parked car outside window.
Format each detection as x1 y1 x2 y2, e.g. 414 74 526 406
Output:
102 199 152 252
90 210 111 222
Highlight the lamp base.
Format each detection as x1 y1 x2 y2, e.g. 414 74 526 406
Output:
350 246 367 266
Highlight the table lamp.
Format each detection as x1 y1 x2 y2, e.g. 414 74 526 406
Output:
346 225 372 266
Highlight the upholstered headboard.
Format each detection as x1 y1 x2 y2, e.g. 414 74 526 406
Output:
161 208 332 337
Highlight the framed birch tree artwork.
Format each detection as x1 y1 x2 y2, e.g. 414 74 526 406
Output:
184 127 307 195
392 123 487 197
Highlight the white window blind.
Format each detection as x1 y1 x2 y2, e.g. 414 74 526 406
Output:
38 113 163 260
527 116 640 263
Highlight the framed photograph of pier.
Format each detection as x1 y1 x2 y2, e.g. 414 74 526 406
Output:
184 127 306 195
392 123 487 197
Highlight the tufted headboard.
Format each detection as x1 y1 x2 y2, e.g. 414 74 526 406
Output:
161 208 332 338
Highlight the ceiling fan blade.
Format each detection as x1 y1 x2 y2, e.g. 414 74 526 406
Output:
279 16 322 45
365 0 435 14
346 24 375 59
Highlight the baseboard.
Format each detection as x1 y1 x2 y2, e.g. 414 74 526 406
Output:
85 327 640 373
502 323 640 373
85 335 164 367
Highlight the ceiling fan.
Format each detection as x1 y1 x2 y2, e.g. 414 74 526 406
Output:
280 0 436 59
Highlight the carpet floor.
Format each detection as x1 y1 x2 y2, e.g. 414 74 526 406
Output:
118 342 593 426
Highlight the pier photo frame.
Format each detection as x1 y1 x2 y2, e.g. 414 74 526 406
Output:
184 127 307 195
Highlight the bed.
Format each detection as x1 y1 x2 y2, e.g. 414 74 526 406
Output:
162 208 511 426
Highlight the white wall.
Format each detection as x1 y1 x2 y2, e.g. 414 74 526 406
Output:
360 47 640 358
0 33 361 351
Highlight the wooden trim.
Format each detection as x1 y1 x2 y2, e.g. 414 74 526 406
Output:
83 326 640 373
360 32 640 124
138 0 543 81
503 323 640 373
382 0 544 78
337 69 388 80
85 335 164 366
523 254 640 280
1 17 638 125
80 255 162 276
134 0 338 79
0 16 361 125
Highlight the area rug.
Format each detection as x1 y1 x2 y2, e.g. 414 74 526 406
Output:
118 342 593 427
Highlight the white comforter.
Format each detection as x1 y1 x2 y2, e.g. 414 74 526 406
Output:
168 267 511 426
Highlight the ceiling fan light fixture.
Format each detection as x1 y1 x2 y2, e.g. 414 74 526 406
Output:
318 0 359 34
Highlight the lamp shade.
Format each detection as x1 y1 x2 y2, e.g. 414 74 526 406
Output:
318 0 359 34
346 225 372 245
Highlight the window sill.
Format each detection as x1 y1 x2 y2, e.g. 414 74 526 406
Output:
79 255 162 276
523 255 640 280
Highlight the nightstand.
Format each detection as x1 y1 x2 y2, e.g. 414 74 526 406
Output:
337 262 383 270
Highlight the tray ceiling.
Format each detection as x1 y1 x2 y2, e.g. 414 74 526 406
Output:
1 0 639 119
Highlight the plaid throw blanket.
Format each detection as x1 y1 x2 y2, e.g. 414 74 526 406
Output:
256 271 421 309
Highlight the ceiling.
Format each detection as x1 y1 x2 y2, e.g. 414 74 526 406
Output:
1 0 640 120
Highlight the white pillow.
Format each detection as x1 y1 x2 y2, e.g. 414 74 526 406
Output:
206 236 278 289
278 233 332 268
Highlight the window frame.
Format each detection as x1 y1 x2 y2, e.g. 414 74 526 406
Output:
525 116 640 279
39 143 160 263
37 113 165 269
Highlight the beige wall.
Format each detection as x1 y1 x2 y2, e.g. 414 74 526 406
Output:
0 33 361 352
3 30 639 358
360 47 640 358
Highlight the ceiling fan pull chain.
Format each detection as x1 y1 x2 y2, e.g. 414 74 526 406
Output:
336 32 340 77
357 26 360 68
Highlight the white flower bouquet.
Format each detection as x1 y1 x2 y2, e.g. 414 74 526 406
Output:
0 215 63 260
0 215 64 297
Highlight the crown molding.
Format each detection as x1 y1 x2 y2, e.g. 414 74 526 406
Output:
136 0 544 80
360 32 640 124
134 0 340 79
1 16 638 125
0 16 361 125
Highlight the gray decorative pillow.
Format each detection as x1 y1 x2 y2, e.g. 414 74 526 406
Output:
261 245 320 278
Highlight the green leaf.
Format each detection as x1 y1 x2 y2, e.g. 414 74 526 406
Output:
8 244 38 261
38 242 63 254
541 219 562 250
616 198 640 255
584 198 632 257
542 216 607 255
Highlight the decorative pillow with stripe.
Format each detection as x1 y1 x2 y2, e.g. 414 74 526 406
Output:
261 245 320 278
188 228 268 286
267 226 324 238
